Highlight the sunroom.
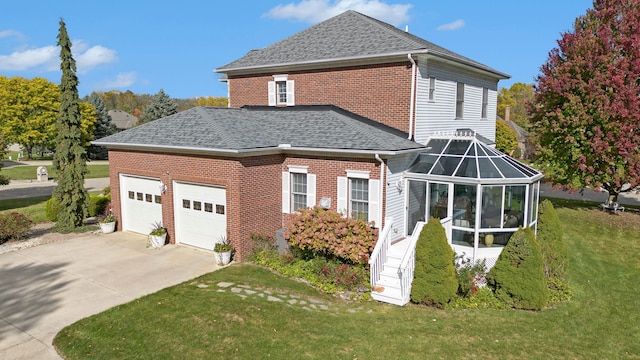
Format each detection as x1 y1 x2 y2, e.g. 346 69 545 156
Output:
403 132 543 269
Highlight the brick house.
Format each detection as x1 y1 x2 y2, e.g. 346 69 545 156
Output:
95 11 542 305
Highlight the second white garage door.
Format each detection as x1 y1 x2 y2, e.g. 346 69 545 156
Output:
173 182 227 251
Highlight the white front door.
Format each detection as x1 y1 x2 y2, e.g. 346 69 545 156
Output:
119 175 163 235
173 182 227 251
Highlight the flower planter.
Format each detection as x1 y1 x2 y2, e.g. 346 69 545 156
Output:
214 250 232 266
100 222 116 234
150 233 167 248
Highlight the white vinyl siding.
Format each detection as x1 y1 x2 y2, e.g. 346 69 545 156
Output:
414 61 499 144
384 154 416 241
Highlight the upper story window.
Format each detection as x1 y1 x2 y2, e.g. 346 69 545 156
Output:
456 82 465 119
428 77 436 101
268 75 295 106
481 87 488 119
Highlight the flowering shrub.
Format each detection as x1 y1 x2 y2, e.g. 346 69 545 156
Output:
284 207 378 265
0 212 33 244
251 248 370 295
455 257 487 298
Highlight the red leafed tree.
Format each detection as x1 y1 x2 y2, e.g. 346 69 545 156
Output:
530 0 640 202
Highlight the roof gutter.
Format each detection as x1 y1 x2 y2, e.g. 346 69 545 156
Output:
407 53 416 140
92 141 425 158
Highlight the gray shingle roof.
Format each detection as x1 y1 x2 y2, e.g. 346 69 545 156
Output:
216 10 507 78
93 105 424 155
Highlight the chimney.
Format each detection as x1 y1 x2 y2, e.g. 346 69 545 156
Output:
505 106 511 121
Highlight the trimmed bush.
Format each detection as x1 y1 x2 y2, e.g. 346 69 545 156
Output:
45 197 61 222
88 195 111 217
487 227 549 310
410 218 458 308
537 199 567 280
284 207 378 265
0 212 33 244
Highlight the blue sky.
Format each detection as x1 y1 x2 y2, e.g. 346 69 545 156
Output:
0 0 593 99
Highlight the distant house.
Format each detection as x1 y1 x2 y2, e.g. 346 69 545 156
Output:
499 106 528 158
94 10 542 306
108 110 138 130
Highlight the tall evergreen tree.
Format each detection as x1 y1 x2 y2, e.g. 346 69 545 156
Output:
87 92 116 159
140 89 177 123
52 18 88 228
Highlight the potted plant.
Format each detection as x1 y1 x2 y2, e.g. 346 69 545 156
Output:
213 235 233 266
99 214 117 234
149 221 167 248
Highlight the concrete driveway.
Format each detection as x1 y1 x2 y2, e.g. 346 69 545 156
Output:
0 231 220 359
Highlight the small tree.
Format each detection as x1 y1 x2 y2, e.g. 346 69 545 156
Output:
537 200 567 280
410 218 458 308
139 89 177 123
487 227 549 310
52 19 88 229
495 120 518 155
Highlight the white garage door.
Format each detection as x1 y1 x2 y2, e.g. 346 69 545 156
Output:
173 182 227 251
120 175 163 235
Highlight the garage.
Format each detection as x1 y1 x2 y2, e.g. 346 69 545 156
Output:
173 182 227 251
119 175 163 234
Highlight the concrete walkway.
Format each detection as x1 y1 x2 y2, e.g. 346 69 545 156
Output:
0 231 220 360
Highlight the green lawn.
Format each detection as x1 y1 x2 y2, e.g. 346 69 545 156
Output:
53 199 640 359
1 164 109 180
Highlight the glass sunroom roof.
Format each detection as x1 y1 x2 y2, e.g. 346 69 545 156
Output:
407 133 543 182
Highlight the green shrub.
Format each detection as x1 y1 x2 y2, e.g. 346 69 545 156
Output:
547 277 573 303
410 218 458 308
537 199 567 280
447 287 508 309
284 207 378 265
251 249 369 295
45 197 61 222
0 212 33 244
487 227 549 310
88 195 111 217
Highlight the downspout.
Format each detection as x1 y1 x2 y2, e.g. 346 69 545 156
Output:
407 53 417 140
375 154 385 228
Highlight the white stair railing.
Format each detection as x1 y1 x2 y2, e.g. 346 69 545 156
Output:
369 217 393 287
397 221 425 303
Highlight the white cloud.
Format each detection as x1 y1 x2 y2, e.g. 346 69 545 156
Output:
436 19 465 31
264 0 412 26
0 37 117 73
0 45 58 71
0 30 26 41
75 45 118 74
99 72 137 88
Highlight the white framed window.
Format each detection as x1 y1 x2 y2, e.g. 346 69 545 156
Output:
337 171 380 227
282 166 315 213
481 87 488 119
456 82 464 119
291 173 307 212
268 75 295 106
428 77 436 101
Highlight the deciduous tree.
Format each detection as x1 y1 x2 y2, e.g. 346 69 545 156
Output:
530 0 640 202
497 82 534 129
52 19 88 228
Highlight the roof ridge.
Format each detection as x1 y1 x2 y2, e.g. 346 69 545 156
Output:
348 11 427 50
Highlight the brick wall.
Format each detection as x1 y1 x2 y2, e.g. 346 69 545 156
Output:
228 62 413 133
109 150 386 261
281 155 384 227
